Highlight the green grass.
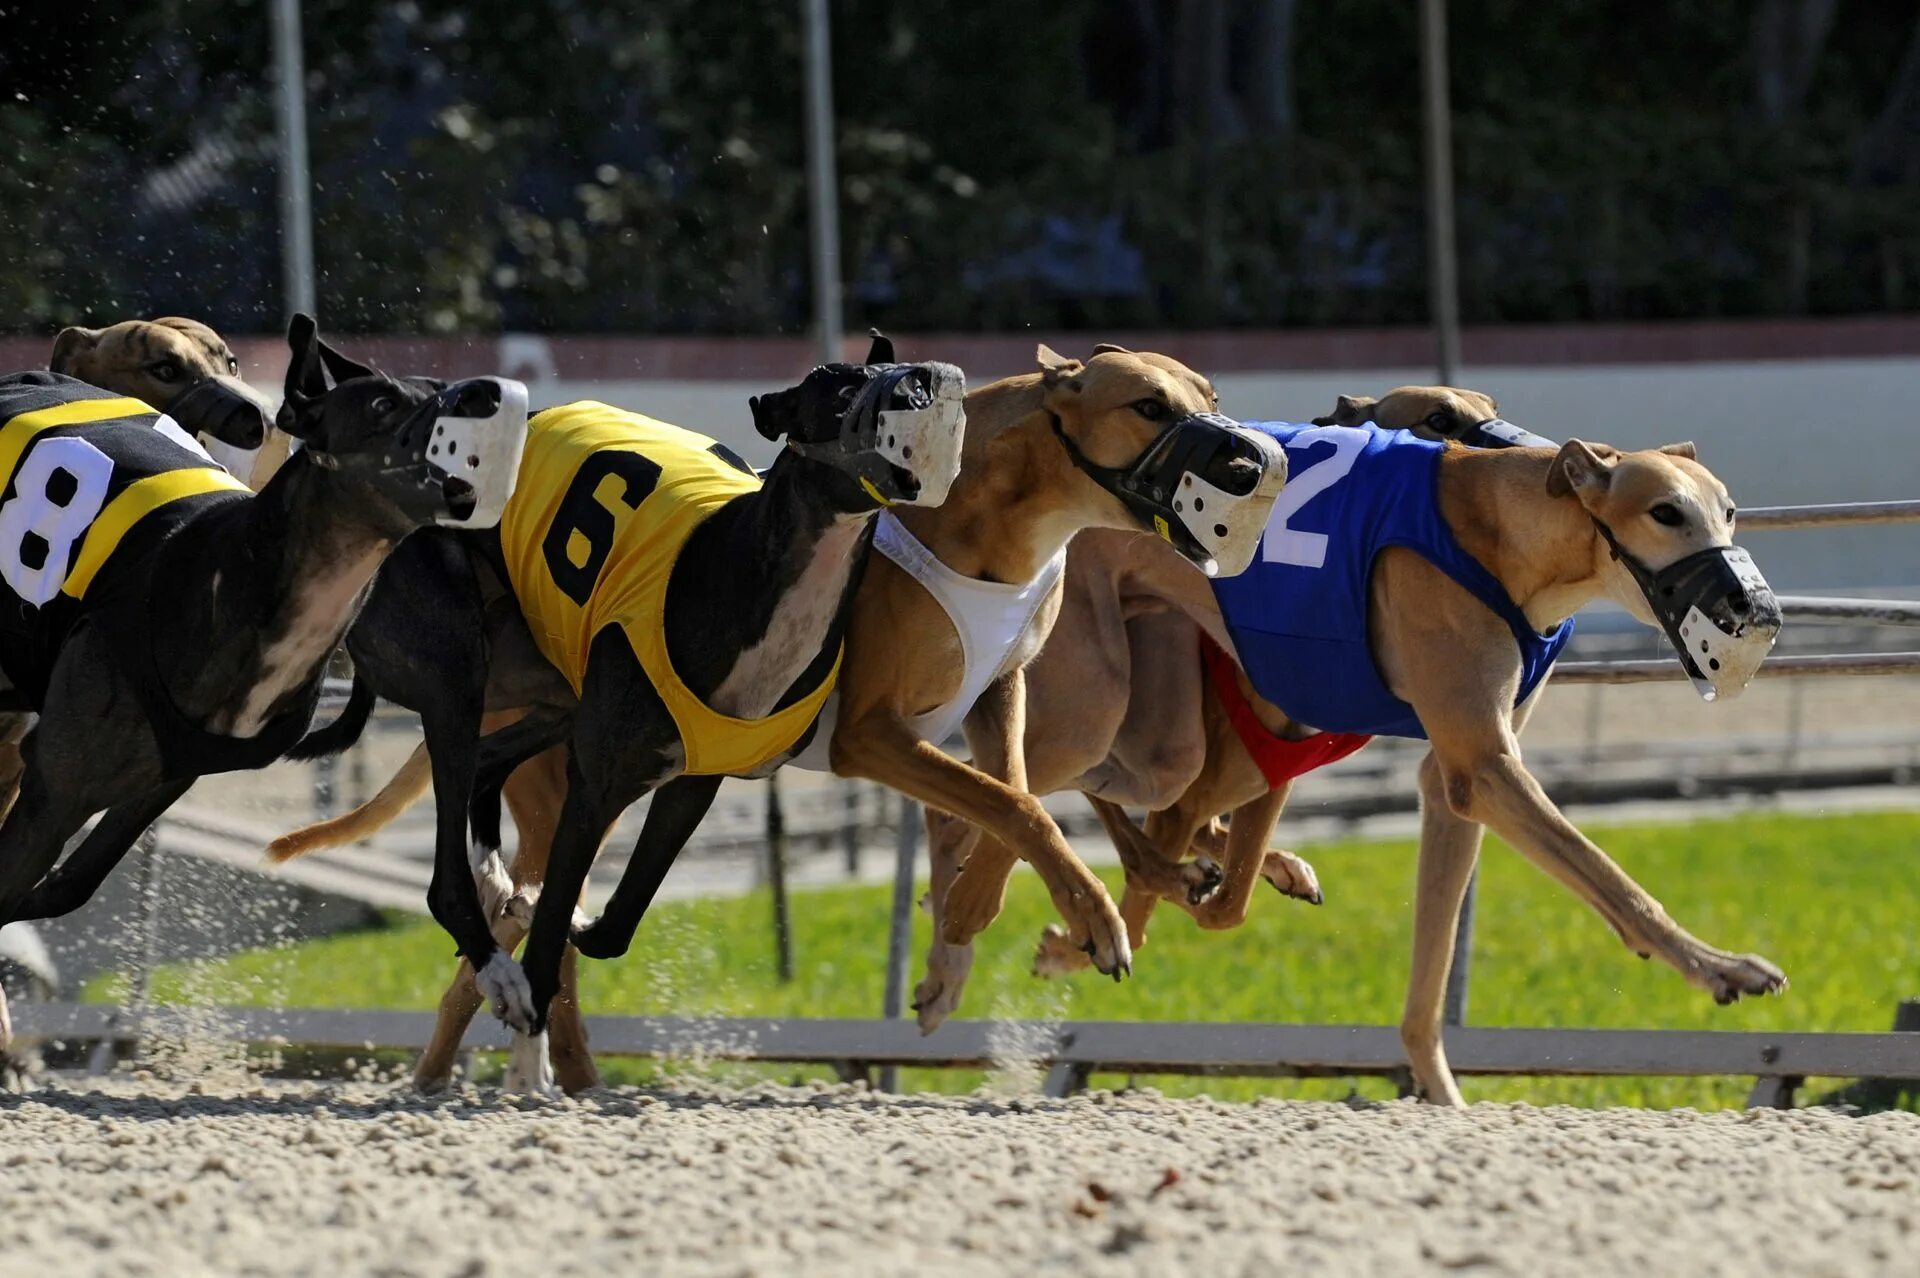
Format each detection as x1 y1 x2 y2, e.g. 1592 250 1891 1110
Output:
93 809 1920 1109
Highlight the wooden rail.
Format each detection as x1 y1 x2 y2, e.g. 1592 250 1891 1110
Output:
15 1004 1919 1109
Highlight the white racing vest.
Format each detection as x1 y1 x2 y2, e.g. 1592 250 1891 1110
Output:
793 511 1066 770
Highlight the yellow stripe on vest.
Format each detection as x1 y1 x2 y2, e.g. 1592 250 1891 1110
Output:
0 397 155 489
61 467 249 599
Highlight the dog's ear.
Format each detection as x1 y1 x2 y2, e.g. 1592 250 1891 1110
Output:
279 314 329 439
865 329 896 365
49 326 102 375
1036 344 1084 390
1091 342 1133 356
1311 393 1377 427
316 337 377 386
1657 441 1698 461
1546 439 1618 501
748 388 793 442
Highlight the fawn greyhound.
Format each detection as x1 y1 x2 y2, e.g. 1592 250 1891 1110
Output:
0 316 525 1047
949 386 1785 1104
270 344 1287 1093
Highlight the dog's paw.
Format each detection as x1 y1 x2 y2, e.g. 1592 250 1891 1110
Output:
1700 950 1788 1005
570 915 629 961
473 951 537 1033
1031 923 1093 979
1261 848 1324 905
1059 884 1131 981
1183 856 1224 906
502 1030 557 1097
911 940 973 1034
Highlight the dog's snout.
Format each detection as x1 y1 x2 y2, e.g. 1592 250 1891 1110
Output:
1726 588 1749 618
451 380 502 416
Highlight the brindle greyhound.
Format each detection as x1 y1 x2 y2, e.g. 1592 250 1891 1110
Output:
272 340 969 1092
270 345 1287 1094
949 387 1787 1105
0 316 520 1048
49 317 275 473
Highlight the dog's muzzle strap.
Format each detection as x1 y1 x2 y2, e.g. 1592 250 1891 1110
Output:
1454 416 1557 450
1593 519 1780 700
1051 411 1266 575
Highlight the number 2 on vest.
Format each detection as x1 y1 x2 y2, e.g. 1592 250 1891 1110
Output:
0 437 115 605
541 451 662 606
1261 425 1368 570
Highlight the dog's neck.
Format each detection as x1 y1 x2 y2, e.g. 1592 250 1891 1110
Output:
663 450 874 717
1438 446 1613 631
157 451 410 735
890 378 1108 585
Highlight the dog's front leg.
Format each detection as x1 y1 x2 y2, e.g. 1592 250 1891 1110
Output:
912 806 980 1032
1422 686 1786 1013
10 780 193 921
569 775 723 961
0 755 102 1048
835 683 1132 982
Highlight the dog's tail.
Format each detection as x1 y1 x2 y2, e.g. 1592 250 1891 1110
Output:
265 741 430 863
285 676 376 761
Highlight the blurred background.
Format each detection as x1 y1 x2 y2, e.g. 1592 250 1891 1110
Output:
2 2 1919 1103
5 0 1919 336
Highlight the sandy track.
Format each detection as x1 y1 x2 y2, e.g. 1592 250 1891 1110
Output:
3 1081 1917 1276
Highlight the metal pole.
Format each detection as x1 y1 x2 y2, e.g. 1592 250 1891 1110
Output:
800 0 843 364
766 776 794 984
1442 867 1474 1026
1419 0 1460 384
878 792 920 1093
1424 0 1473 1004
841 780 861 878
270 0 317 322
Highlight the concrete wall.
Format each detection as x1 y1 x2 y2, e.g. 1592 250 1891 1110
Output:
513 355 1920 595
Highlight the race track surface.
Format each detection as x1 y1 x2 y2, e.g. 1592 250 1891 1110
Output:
3 1080 1916 1276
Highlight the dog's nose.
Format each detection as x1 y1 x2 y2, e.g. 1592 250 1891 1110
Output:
1726 588 1750 618
451 380 502 416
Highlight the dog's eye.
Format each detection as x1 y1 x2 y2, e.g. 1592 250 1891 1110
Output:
227 356 240 375
1649 502 1686 528
1726 506 1737 524
370 395 395 416
148 361 181 384
1134 399 1168 422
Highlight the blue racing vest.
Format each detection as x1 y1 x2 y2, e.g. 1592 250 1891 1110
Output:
1211 421 1572 739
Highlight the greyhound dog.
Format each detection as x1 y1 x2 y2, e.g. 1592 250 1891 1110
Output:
0 317 280 818
270 345 1287 1093
0 315 525 1047
48 316 275 473
939 387 1786 1104
272 337 969 1092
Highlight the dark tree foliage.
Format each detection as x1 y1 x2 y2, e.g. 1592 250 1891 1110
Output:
1 0 1915 335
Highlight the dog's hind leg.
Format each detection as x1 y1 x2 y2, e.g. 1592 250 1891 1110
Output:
10 781 193 921
1399 750 1488 1107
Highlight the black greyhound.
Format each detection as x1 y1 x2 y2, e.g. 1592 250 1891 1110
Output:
0 316 524 1044
291 338 965 1088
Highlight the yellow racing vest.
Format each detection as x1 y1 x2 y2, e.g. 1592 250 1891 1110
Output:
499 401 841 775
